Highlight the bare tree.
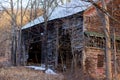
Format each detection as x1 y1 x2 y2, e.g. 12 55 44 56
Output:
39 0 59 69
0 0 31 66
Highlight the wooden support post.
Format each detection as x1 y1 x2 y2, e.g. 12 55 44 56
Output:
55 24 59 68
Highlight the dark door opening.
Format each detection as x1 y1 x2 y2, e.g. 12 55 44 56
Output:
27 41 41 65
58 33 72 70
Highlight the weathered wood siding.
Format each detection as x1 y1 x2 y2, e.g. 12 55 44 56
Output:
83 0 120 76
85 47 105 76
84 0 120 35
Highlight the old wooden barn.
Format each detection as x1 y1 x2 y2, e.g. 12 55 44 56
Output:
21 0 120 77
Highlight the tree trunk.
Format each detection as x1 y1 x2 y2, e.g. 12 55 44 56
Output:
112 29 117 80
101 0 112 80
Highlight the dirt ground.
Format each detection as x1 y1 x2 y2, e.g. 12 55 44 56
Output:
0 67 64 80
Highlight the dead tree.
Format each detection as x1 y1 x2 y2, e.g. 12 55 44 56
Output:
40 0 59 69
87 0 112 79
101 1 112 80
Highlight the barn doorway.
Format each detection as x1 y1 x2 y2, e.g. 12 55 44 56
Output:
58 32 72 71
27 41 41 65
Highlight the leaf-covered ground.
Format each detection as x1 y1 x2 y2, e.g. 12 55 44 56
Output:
0 67 64 80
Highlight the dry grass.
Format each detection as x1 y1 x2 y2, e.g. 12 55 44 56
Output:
0 67 64 80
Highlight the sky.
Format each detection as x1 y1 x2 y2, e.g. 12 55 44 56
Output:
0 0 70 9
0 0 30 9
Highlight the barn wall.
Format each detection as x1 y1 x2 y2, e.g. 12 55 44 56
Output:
45 13 84 69
108 0 120 35
83 0 120 77
84 0 120 35
21 11 84 70
85 47 105 76
85 47 120 76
